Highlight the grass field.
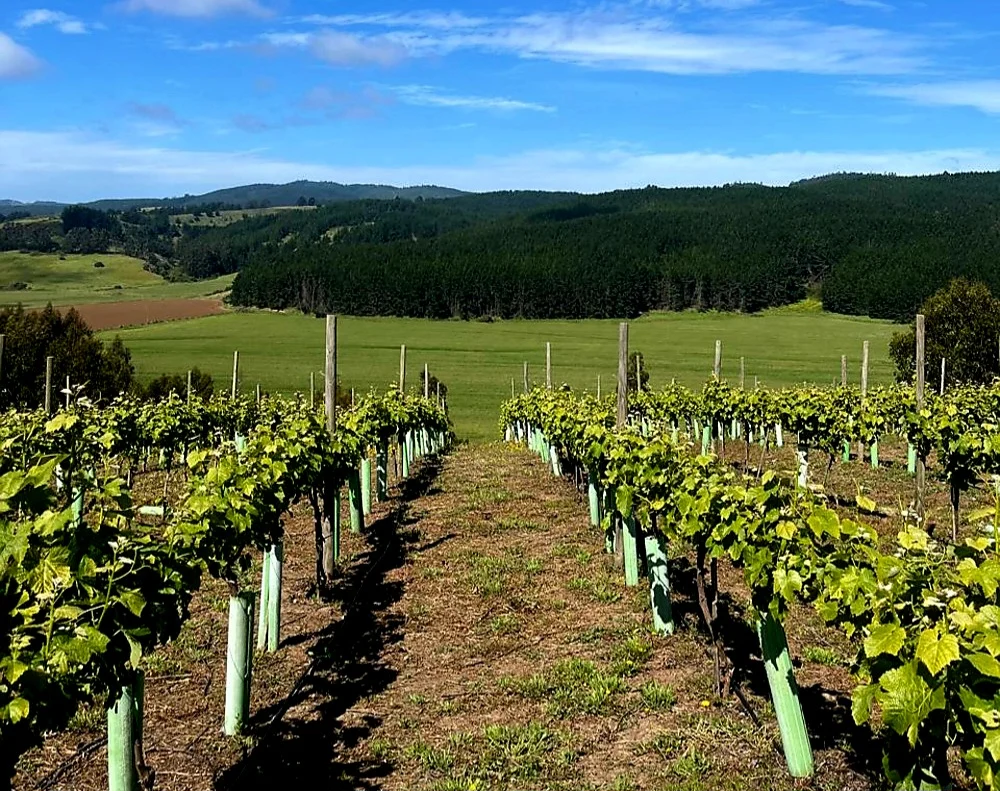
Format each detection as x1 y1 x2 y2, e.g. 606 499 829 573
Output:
0 251 234 308
107 307 900 443
169 205 315 227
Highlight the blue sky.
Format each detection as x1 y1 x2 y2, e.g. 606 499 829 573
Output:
1 0 1000 201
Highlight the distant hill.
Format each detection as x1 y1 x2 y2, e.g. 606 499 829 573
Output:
0 181 469 216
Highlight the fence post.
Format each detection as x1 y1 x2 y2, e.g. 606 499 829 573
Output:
546 342 552 389
940 357 946 396
44 356 53 413
916 315 926 524
523 361 528 393
399 345 406 393
231 350 239 399
321 315 339 577
714 340 722 379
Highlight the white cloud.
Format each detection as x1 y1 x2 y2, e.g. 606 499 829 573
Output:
865 81 1000 114
392 85 555 113
267 11 923 76
839 0 893 9
2 128 998 201
0 33 41 78
119 0 270 19
258 30 407 67
17 9 90 34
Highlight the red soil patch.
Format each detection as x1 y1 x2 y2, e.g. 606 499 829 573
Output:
54 298 225 330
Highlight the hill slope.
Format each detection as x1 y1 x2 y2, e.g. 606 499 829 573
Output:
0 180 468 216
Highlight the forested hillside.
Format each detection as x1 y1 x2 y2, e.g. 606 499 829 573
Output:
7 171 1000 321
230 171 1000 321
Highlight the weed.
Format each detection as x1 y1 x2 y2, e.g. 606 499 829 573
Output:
506 659 626 718
803 646 844 666
640 681 677 711
489 614 520 635
369 738 393 761
404 740 455 774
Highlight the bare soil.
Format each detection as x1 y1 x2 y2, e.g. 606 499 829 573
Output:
43 298 225 330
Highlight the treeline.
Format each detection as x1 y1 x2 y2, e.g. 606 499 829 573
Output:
223 172 1000 321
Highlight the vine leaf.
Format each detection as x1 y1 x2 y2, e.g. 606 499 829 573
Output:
967 652 1000 679
915 628 960 676
878 661 946 747
865 623 906 658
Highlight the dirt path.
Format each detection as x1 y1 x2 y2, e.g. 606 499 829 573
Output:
15 445 883 791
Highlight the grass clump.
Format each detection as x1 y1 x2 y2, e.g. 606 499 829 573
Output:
503 658 626 718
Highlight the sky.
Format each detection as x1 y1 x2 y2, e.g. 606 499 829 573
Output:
1 0 1000 201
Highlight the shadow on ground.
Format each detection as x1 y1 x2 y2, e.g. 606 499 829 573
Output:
214 458 444 791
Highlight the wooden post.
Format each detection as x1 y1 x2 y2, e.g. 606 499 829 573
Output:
841 355 847 386
511 377 515 398
523 361 528 393
322 315 338 577
617 325 629 429
940 357 946 396
351 388 355 407
44 356 53 414
714 340 722 379
615 323 629 573
256 383 261 403
187 370 192 403
64 375 70 409
861 341 869 397
231 351 239 399
637 355 643 393
0 334 5 391
309 372 315 408
546 342 552 389
916 315 926 522
740 356 745 389
597 374 602 400
424 364 430 399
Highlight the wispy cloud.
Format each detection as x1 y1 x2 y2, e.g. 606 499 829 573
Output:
17 9 91 34
257 29 407 67
270 10 924 76
4 128 999 201
865 81 1000 114
392 85 555 113
839 0 893 10
119 0 270 19
0 33 42 79
126 102 185 136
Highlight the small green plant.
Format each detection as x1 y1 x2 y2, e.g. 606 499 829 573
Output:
803 645 843 666
506 659 626 718
369 737 393 761
640 681 677 711
404 740 455 774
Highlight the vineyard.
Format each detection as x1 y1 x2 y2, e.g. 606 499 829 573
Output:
1 382 450 790
500 367 1000 790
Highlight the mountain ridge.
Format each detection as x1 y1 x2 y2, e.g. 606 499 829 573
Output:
0 180 470 216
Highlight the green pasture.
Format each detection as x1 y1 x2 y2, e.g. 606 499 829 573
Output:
106 307 900 443
0 251 233 308
169 205 315 228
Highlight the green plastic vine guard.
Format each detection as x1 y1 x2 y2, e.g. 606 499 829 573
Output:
332 490 341 562
401 435 411 478
361 457 372 515
623 515 640 587
549 445 562 477
796 445 809 489
908 443 917 476
870 441 880 469
775 422 784 448
266 542 282 653
645 531 674 635
701 426 711 455
758 614 814 778
224 592 255 736
349 469 365 534
587 468 601 527
603 487 616 554
842 441 850 463
256 550 271 651
107 672 144 791
376 441 389 501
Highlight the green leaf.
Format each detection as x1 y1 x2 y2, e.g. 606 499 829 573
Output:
852 683 877 725
8 697 29 723
986 730 1000 763
968 652 1000 678
774 568 803 602
775 521 796 541
807 507 840 539
119 590 145 617
915 628 960 676
855 494 878 513
125 633 142 668
878 661 946 747
615 485 633 518
865 623 906 658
